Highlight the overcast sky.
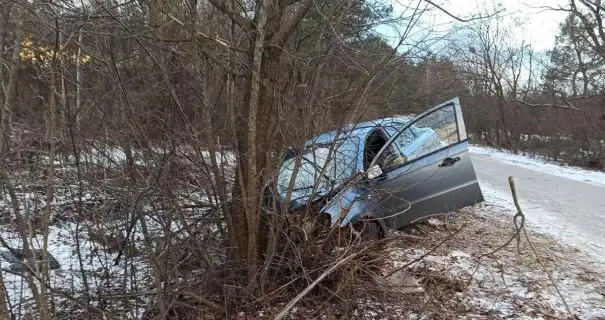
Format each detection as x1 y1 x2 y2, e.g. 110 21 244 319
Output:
379 0 569 53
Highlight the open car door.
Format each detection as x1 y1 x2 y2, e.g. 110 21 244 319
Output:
368 97 484 228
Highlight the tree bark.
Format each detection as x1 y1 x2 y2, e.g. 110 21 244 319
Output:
232 0 272 287
223 0 323 288
0 5 23 154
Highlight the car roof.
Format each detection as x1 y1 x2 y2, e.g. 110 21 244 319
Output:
304 117 411 148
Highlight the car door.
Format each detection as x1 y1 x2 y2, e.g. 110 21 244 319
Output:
368 97 484 229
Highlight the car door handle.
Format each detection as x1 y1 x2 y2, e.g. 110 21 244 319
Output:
439 157 460 167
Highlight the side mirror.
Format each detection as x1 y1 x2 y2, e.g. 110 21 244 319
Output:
382 153 407 170
367 165 383 180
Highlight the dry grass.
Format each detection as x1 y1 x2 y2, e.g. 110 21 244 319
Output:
227 203 605 319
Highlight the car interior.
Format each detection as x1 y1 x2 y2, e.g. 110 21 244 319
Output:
364 129 389 170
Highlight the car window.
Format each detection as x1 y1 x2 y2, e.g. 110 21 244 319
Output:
378 105 459 171
277 137 360 201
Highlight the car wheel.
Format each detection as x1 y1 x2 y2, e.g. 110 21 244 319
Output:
353 218 384 242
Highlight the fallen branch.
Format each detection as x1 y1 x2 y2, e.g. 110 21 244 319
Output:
476 179 525 259
513 99 581 111
510 176 574 317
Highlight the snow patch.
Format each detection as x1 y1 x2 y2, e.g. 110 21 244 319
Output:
389 246 605 319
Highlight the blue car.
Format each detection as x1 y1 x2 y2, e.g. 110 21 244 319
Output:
275 98 484 238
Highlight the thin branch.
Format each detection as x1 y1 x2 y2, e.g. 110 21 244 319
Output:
423 0 503 22
508 177 574 318
383 222 468 278
273 249 366 320
167 14 232 49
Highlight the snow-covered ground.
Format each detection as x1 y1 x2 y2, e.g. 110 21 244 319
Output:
2 142 604 318
0 222 149 318
0 145 230 318
384 206 605 319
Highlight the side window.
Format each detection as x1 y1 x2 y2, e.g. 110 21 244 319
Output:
378 105 459 171
415 105 459 147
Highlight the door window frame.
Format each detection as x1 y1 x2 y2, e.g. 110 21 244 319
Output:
369 98 467 173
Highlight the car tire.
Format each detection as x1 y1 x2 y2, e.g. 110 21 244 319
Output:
354 218 384 242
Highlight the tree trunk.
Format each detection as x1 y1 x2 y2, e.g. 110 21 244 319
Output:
226 0 314 289
0 5 23 154
75 29 83 130
0 272 8 319
230 0 273 288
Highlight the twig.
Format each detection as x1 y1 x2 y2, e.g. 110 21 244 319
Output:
272 249 366 320
167 14 232 49
476 180 525 259
181 291 223 311
423 0 503 22
205 0 254 34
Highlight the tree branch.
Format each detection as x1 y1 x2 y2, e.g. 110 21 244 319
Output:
273 250 366 320
167 13 232 49
270 0 314 45
206 0 254 34
423 0 503 22
513 99 581 111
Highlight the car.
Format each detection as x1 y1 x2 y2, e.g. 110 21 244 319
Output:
274 97 484 238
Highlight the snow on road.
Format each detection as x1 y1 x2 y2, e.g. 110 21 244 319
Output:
471 145 605 265
470 145 605 187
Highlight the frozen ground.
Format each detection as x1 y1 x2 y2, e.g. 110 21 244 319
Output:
470 145 605 266
385 206 605 319
0 146 225 318
249 207 605 319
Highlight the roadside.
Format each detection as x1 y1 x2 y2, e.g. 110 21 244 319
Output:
267 146 605 319
384 203 605 319
470 146 605 187
250 204 605 319
471 145 605 265
3 145 604 319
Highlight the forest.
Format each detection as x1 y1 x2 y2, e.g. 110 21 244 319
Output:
0 0 603 318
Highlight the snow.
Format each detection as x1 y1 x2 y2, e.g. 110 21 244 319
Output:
470 145 605 187
468 146 605 318
0 150 227 318
387 235 605 319
0 222 149 316
473 161 605 265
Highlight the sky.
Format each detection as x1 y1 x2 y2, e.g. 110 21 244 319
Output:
378 0 569 53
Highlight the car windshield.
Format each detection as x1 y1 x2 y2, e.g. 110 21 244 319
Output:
277 137 360 204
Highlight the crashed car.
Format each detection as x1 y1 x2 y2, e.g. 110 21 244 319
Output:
275 97 484 238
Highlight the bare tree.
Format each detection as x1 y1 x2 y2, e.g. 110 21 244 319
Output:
0 3 23 154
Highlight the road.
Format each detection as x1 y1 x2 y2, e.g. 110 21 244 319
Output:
471 153 605 263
